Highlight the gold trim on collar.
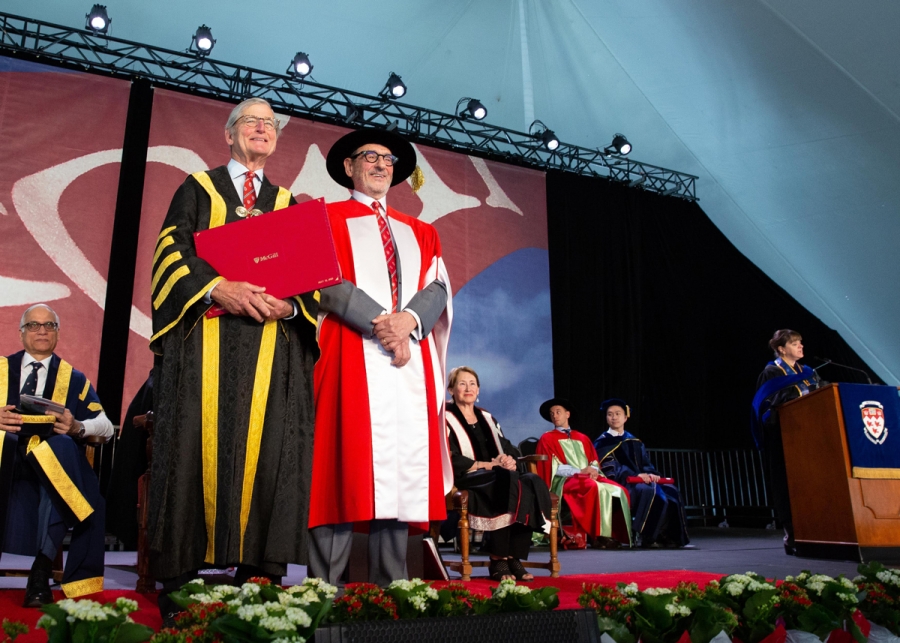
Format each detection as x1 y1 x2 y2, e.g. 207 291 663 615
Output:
239 320 277 560
202 315 220 563
275 186 291 210
30 441 94 521
62 576 104 598
52 360 72 405
192 171 227 229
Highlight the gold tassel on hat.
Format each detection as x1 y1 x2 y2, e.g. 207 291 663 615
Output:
410 166 425 193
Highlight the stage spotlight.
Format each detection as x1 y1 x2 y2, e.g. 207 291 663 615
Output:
191 25 216 56
605 133 632 156
85 5 110 34
529 120 559 151
288 52 313 79
457 97 487 121
380 72 407 99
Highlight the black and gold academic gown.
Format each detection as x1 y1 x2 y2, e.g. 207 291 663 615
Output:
148 166 318 580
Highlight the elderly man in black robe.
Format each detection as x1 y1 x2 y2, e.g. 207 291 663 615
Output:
149 97 318 622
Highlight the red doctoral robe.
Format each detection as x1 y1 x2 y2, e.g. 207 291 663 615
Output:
309 200 453 529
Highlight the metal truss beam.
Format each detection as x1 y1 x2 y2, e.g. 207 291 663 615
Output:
0 11 698 200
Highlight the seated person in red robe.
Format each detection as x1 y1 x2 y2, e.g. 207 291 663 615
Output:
535 398 631 548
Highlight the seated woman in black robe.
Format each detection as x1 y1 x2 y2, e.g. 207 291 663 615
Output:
445 366 551 581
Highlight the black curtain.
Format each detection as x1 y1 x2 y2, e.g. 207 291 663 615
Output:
546 171 878 450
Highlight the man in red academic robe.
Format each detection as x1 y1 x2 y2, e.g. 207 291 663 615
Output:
535 398 632 548
308 129 452 586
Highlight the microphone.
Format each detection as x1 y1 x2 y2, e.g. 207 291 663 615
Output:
813 357 873 385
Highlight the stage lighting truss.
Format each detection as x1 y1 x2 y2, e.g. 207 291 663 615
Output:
190 25 215 56
379 72 406 99
529 120 560 151
287 52 312 79
605 133 631 156
457 97 487 121
0 10 698 201
85 5 109 34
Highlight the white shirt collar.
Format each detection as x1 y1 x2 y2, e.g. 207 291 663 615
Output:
352 190 387 211
553 425 572 433
227 158 263 183
606 427 625 436
22 352 52 369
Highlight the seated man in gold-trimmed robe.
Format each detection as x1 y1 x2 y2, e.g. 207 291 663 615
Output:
0 304 113 607
149 97 318 624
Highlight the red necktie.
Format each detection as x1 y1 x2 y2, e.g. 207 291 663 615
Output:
372 201 398 312
243 171 257 210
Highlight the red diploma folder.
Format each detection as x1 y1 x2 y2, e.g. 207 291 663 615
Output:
627 476 675 485
194 198 341 318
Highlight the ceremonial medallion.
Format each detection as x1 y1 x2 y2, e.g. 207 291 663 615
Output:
236 206 249 218
860 400 888 445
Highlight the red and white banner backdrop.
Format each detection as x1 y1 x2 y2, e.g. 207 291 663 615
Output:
0 57 128 385
128 90 550 437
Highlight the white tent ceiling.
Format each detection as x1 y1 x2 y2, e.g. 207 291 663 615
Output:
11 0 900 382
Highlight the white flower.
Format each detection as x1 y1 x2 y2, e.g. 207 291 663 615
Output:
840 593 859 604
284 607 312 628
853 575 866 583
807 581 826 595
240 582 262 596
725 584 744 597
493 579 531 599
114 597 139 613
747 580 774 591
619 583 640 596
236 604 269 621
665 603 692 617
190 593 221 604
56 599 110 622
36 615 57 629
191 577 206 585
840 577 857 590
389 578 427 591
259 616 294 632
409 594 429 612
642 587 672 596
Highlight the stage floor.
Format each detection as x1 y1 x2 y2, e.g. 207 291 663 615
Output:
0 527 863 592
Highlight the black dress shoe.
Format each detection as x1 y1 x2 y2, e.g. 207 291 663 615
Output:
23 567 53 608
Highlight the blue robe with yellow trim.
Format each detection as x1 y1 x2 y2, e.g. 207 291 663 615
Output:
0 350 107 597
148 166 319 580
594 431 689 547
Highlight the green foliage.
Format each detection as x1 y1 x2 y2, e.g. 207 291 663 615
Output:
38 598 153 643
1 620 29 643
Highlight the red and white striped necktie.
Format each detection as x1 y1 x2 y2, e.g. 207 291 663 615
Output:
243 171 257 210
372 201 398 312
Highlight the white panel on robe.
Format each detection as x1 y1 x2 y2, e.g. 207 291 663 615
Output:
347 214 431 522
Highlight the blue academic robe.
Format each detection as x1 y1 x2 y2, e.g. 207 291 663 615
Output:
0 350 107 597
594 431 689 547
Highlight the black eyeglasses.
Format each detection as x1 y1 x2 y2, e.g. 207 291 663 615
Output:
350 150 399 167
21 321 59 332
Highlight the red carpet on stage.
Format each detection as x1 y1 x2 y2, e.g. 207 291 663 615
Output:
0 571 722 641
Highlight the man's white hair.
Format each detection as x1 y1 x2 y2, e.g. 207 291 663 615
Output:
225 97 282 139
20 303 60 329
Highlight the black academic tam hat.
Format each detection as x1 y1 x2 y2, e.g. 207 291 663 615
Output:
600 398 631 417
326 128 417 190
539 398 574 422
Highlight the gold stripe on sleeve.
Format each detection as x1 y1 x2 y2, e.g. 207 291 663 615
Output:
52 361 73 406
22 416 55 424
31 441 94 521
202 315 220 563
275 187 291 210
150 277 224 346
153 266 190 310
87 403 103 413
153 236 175 266
157 225 177 242
62 576 103 598
151 251 183 294
192 172 227 229
79 380 90 401
238 320 277 560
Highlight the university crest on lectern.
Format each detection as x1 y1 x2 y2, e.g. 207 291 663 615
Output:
860 400 888 445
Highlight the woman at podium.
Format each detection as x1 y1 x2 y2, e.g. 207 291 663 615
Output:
755 329 819 555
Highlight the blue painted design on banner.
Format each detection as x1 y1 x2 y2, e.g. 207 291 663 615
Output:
0 55 79 74
838 383 900 477
447 248 552 446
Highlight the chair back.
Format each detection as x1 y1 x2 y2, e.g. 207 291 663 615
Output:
518 437 539 457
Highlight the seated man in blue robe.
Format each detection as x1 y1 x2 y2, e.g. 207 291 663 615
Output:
593 398 689 548
0 304 113 607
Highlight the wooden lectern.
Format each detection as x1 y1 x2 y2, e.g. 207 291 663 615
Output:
780 383 900 562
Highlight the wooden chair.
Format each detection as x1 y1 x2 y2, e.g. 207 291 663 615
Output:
133 411 155 593
434 454 560 581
